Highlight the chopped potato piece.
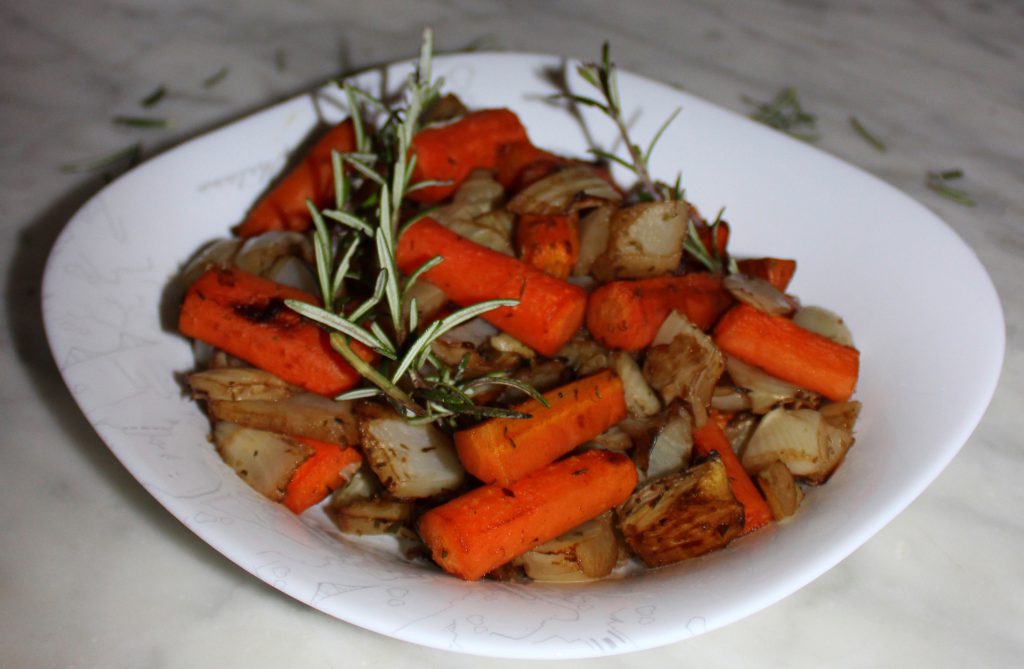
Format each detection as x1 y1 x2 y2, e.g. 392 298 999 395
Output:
357 403 466 499
518 512 620 582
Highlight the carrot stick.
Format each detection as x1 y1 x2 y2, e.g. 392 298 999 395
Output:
282 437 363 514
455 370 627 486
178 267 374 396
714 304 860 402
736 258 797 292
693 416 772 535
396 218 587 356
235 120 356 238
407 109 529 204
585 273 734 351
515 212 579 279
495 140 564 191
418 449 637 580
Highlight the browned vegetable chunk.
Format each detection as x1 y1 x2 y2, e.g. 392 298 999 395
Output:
618 457 744 566
756 460 805 520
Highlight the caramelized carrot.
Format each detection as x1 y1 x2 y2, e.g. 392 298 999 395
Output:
585 273 734 351
408 109 529 203
235 120 356 238
736 258 798 292
515 212 579 279
693 416 772 535
455 370 627 486
418 449 637 580
395 218 586 356
494 140 564 191
714 304 860 402
282 438 363 514
178 268 374 396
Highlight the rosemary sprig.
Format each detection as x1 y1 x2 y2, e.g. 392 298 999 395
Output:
848 115 886 153
744 87 818 142
284 28 535 423
926 169 976 206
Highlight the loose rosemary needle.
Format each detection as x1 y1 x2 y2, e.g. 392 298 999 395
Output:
203 66 229 88
139 85 166 108
744 87 818 142
848 115 886 153
60 143 141 174
926 169 976 206
113 115 171 129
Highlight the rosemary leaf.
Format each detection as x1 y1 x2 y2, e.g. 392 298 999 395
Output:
203 66 229 89
139 86 166 108
285 300 383 350
745 87 818 142
113 115 171 129
336 388 382 401
926 169 976 206
848 115 887 153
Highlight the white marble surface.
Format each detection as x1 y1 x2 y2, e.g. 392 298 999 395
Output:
1 0 1021 666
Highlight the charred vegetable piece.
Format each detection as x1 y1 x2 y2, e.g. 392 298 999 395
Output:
618 456 744 567
206 392 360 447
644 311 725 427
756 460 805 520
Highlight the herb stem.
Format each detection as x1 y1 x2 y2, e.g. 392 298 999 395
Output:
329 333 423 415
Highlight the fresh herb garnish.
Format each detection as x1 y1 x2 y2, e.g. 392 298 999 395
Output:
60 143 141 174
284 28 547 424
140 85 167 108
113 115 171 129
744 87 818 142
203 66 229 89
848 115 886 153
926 169 976 206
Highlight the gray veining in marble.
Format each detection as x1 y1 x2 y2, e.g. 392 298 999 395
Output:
2 1 1022 667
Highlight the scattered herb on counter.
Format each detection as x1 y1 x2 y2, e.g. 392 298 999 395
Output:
926 169 976 206
60 142 141 174
140 85 167 108
113 115 171 129
848 115 886 153
203 66 229 88
743 87 818 142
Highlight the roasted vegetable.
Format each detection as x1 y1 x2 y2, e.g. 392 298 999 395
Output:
517 512 620 582
212 422 312 501
643 311 725 427
618 456 744 567
592 201 688 281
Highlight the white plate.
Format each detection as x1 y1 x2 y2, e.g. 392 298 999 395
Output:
42 52 1004 659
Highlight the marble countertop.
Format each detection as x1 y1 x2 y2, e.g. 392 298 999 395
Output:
2 0 1021 666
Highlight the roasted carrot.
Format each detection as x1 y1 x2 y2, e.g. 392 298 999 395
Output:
714 304 860 402
455 370 627 486
585 273 734 351
282 437 363 514
736 258 797 292
178 267 374 396
494 140 564 191
407 109 529 203
418 449 637 580
693 415 773 535
235 120 356 238
515 212 580 279
396 218 587 356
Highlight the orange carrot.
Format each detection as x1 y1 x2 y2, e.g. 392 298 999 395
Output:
585 273 734 351
714 304 860 402
178 267 374 396
515 212 579 279
736 258 797 292
693 219 730 261
282 437 363 514
235 120 356 238
418 449 637 580
455 370 627 486
495 140 564 191
407 109 529 203
396 218 586 356
693 416 772 535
